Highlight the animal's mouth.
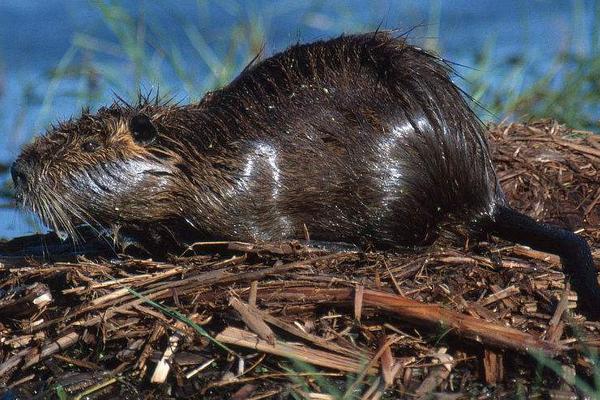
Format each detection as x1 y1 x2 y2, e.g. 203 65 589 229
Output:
12 179 34 214
12 181 38 216
11 168 80 240
11 160 31 207
10 154 176 241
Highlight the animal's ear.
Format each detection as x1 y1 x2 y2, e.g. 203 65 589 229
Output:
129 114 157 145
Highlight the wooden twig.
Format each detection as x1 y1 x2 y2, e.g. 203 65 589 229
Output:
415 348 453 396
136 324 166 376
229 297 275 345
479 285 520 307
22 331 80 369
150 320 187 384
511 246 561 266
483 349 504 385
261 287 565 355
53 354 101 370
250 305 364 357
248 281 258 306
215 327 376 374
354 284 364 322
546 283 570 343
0 283 52 317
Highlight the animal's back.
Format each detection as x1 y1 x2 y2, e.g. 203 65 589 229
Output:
192 32 501 245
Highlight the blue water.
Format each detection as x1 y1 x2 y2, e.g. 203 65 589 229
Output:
0 0 595 239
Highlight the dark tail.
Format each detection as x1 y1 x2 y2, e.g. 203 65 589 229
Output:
481 205 600 319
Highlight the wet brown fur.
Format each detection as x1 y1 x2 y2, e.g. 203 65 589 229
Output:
14 32 502 249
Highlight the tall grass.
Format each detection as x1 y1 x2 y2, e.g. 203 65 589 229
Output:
471 0 600 129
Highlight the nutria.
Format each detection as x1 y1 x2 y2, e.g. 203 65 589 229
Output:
11 32 600 318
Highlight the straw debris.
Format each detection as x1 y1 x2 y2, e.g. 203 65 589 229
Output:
0 120 599 398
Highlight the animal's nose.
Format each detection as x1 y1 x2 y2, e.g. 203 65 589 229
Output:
11 159 30 187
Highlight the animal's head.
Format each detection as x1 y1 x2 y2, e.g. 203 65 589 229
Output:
11 100 186 239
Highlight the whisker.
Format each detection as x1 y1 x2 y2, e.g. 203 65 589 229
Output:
46 187 118 256
44 190 82 244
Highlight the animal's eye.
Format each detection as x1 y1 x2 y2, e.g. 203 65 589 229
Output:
82 140 100 152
